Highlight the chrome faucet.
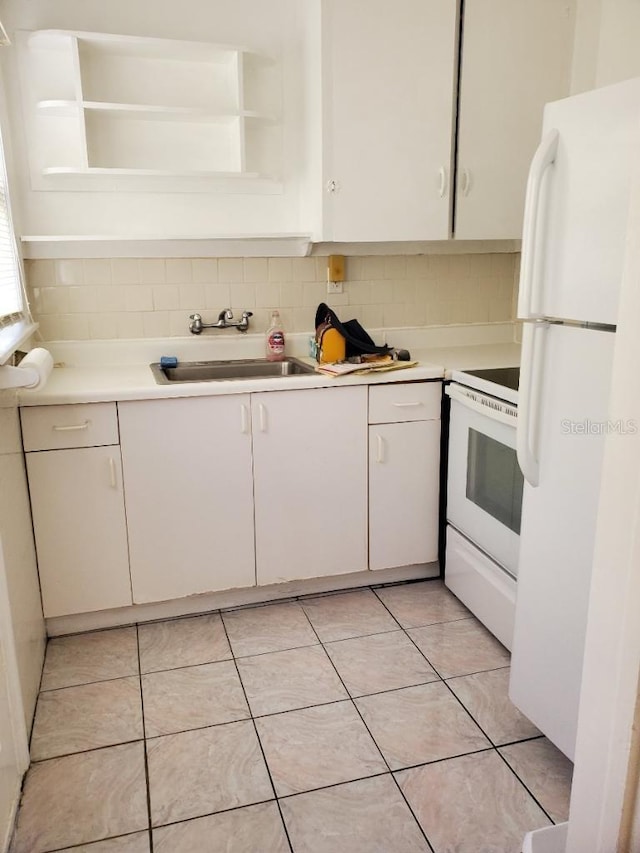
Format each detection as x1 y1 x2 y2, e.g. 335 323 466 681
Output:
189 309 253 334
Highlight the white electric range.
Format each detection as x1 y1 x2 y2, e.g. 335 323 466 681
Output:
444 366 520 650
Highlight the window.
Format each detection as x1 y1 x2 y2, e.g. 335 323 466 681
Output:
0 118 34 363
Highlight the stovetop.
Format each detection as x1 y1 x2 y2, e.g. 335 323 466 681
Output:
464 367 520 392
449 366 520 406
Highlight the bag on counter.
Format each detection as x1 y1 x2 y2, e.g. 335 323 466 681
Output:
314 303 390 363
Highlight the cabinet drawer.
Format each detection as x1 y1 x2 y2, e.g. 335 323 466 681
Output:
21 403 119 451
368 382 441 424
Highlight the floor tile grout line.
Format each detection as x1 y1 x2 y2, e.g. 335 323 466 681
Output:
47 828 148 853
441 665 545 751
218 615 295 853
297 605 437 853
39 671 141 693
372 592 449 681
142 796 284 838
359 588 560 842
135 624 155 853
498 733 546 749
230 640 320 661
27 697 546 766
29 737 146 765
298 586 406 637
391 745 498 775
273 770 393 801
373 590 558 819
494 745 558 825
370 582 473 627
437 671 502 746
371 590 516 684
370 595 559 826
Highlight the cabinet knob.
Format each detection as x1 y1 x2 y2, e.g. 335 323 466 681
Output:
258 403 268 432
240 404 249 434
437 167 448 199
460 168 472 197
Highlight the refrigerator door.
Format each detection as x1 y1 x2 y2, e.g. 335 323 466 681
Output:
518 78 640 325
510 322 616 760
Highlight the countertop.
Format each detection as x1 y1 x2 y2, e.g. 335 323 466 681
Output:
17 324 521 407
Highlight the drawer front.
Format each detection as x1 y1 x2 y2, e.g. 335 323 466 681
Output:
21 403 119 451
369 381 441 424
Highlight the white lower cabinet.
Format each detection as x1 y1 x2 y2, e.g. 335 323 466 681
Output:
252 386 368 584
368 383 441 571
118 395 255 604
22 380 442 618
25 445 132 617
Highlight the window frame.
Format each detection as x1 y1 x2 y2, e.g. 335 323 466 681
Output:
0 86 36 365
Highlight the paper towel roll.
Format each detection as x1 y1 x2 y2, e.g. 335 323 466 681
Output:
16 347 54 390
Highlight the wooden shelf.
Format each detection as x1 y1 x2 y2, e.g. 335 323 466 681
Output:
37 100 276 124
41 166 264 178
27 29 272 64
22 29 281 188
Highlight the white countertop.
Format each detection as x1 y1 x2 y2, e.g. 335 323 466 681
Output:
18 323 521 406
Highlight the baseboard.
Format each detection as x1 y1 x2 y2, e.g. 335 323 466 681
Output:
46 562 440 636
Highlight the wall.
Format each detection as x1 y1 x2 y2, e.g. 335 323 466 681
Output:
24 253 519 341
0 392 45 725
0 390 46 850
571 0 640 93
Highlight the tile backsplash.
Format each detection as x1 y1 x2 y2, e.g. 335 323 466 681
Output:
25 253 519 341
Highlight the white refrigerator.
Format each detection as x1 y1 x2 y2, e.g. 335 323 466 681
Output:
509 78 640 762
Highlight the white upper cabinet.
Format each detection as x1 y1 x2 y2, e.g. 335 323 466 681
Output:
320 0 458 242
454 1 575 240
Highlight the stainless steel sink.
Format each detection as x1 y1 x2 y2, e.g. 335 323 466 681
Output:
150 357 316 384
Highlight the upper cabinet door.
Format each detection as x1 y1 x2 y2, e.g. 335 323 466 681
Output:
455 0 574 240
322 0 458 242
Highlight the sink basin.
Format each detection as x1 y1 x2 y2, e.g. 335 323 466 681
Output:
150 357 316 384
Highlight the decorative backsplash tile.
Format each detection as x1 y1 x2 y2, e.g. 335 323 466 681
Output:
25 254 519 341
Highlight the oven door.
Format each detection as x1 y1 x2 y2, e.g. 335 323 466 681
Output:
446 383 522 577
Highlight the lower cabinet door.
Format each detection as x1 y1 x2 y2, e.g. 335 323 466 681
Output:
118 396 255 604
252 386 368 585
369 420 440 570
26 446 132 617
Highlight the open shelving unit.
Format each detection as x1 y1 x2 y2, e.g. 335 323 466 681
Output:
17 29 282 188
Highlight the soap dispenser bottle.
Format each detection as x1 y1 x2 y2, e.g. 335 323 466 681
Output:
265 310 286 361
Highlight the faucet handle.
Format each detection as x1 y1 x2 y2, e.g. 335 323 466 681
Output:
189 313 203 335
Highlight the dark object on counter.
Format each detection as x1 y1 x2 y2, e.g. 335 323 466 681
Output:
393 349 411 361
315 303 391 359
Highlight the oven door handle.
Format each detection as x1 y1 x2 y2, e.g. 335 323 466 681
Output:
445 384 517 428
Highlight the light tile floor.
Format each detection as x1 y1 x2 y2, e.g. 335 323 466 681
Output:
10 580 573 853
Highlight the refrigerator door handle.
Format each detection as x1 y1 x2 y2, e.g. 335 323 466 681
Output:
517 321 548 487
518 129 559 320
